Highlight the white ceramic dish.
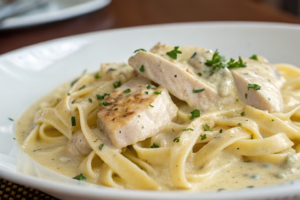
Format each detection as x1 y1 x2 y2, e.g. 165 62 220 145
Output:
0 0 111 30
1 22 300 200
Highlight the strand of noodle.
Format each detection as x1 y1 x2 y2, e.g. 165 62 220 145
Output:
194 127 250 169
169 118 212 189
22 125 40 148
74 103 160 190
34 108 71 139
275 64 300 80
227 133 293 156
273 105 300 120
38 123 66 143
98 163 123 189
282 77 300 90
244 105 300 140
215 117 262 139
78 151 103 180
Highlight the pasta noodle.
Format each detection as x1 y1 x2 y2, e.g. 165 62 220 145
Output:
16 44 300 191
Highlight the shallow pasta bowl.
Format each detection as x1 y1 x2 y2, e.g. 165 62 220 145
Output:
1 22 300 200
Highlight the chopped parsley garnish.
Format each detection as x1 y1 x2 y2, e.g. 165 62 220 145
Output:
218 188 226 191
73 174 86 181
70 78 79 87
247 186 254 188
67 92 71 96
78 85 86 90
190 52 197 59
203 124 213 131
149 104 154 107
227 57 246 69
113 80 121 88
182 128 194 132
166 46 182 59
96 93 109 100
238 123 242 126
71 116 76 126
82 69 87 74
244 73 249 75
173 137 180 142
8 118 14 121
123 88 131 93
245 93 248 98
200 134 207 140
154 91 161 95
99 143 104 150
147 85 152 89
140 65 145 72
150 143 159 148
198 72 202 77
88 98 93 103
251 134 254 139
249 54 258 61
134 49 146 53
205 49 225 66
94 72 100 79
244 160 253 163
99 102 103 107
33 149 41 152
188 109 200 120
145 91 148 95
193 88 205 93
219 129 223 133
103 101 109 106
114 108 118 110
108 68 117 71
142 126 144 129
272 119 274 122
248 84 261 90
241 112 245 116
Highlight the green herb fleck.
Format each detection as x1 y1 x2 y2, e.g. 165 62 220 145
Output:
241 112 245 116
70 78 79 87
245 93 248 98
198 72 202 77
227 56 246 69
99 143 104 150
108 68 117 71
73 174 86 181
88 98 92 103
166 46 182 59
94 72 99 79
134 49 146 53
149 104 154 107
123 88 131 93
272 119 274 122
219 129 223 133
218 188 226 191
200 134 207 140
249 55 258 61
114 108 118 110
188 109 200 120
190 52 197 59
113 80 121 88
147 85 152 89
96 93 109 100
71 116 76 126
193 88 205 93
150 143 159 148
33 149 41 152
8 118 14 121
203 124 213 131
154 91 161 95
238 123 242 126
182 128 194 132
247 186 254 188
251 134 254 139
173 137 180 142
140 65 145 72
67 92 71 96
145 91 149 95
78 85 86 90
244 160 253 163
248 84 261 90
103 102 109 106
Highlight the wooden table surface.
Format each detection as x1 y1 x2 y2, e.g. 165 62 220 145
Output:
1 0 300 199
1 0 300 55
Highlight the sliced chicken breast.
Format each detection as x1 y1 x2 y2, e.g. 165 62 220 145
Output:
231 58 285 113
97 77 178 149
128 51 219 110
66 130 92 156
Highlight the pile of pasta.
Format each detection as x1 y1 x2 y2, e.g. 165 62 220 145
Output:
21 63 300 190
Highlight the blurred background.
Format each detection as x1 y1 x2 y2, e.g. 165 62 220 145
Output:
1 0 300 199
1 0 300 55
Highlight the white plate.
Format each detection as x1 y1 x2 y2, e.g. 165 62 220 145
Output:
0 0 111 30
1 22 300 200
